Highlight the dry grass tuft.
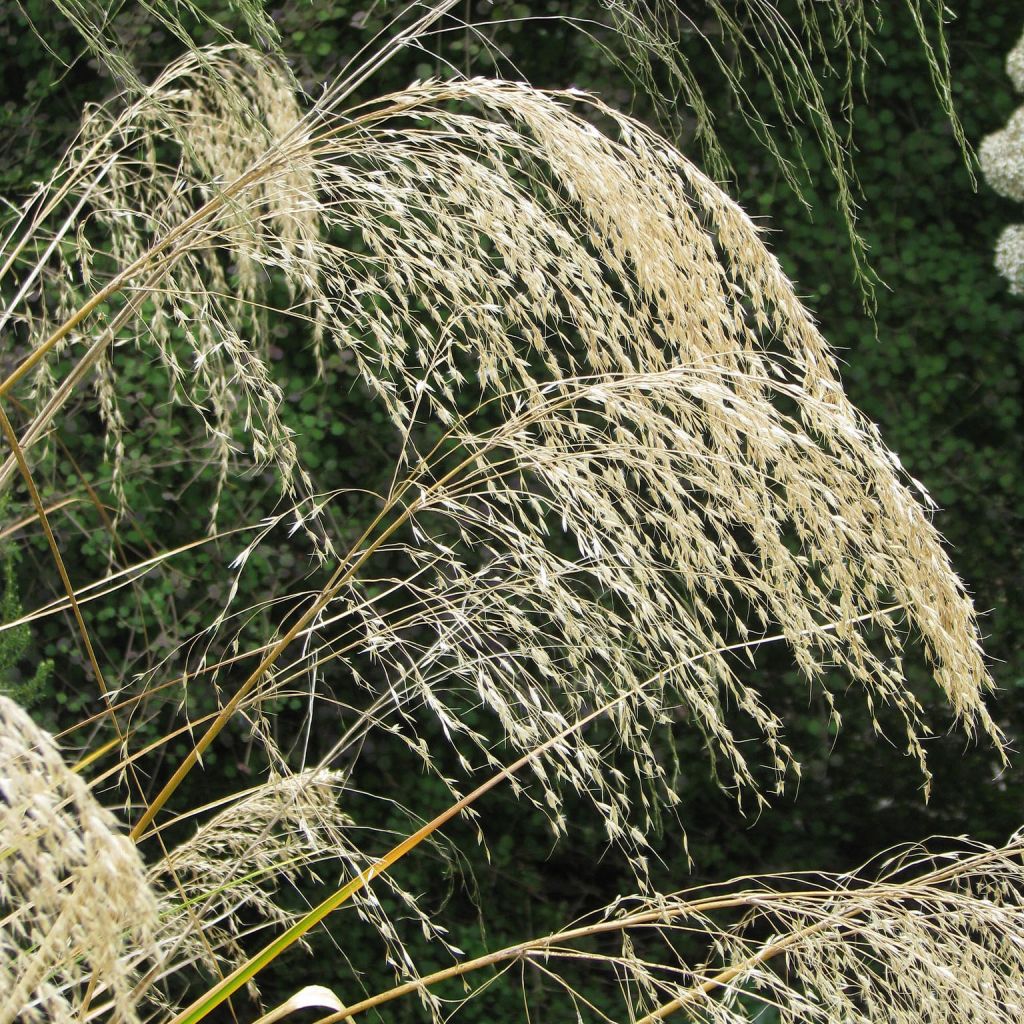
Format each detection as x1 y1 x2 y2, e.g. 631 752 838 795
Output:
602 0 968 301
0 4 1016 1021
0 696 157 1023
144 766 457 1009
1 45 318 520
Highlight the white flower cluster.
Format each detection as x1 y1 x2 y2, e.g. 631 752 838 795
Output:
995 224 1024 295
980 30 1024 293
1009 30 1024 92
980 108 1024 202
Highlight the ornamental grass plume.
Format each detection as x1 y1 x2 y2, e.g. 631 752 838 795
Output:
149 769 355 995
0 696 157 1023
0 2 1021 1023
146 766 459 1006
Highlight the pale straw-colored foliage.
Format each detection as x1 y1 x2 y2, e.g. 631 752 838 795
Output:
189 70 998 827
0 696 156 1023
4 44 318 519
146 766 458 1008
149 769 354 994
0 3 1020 1023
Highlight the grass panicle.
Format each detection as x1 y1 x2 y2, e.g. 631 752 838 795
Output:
0 4 1018 1022
0 696 157 1023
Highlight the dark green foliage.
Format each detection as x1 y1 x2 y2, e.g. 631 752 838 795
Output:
0 499 53 708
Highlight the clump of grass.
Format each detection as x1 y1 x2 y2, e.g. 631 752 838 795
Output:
602 0 970 305
299 830 1024 1024
0 4 1019 1022
0 696 157 1023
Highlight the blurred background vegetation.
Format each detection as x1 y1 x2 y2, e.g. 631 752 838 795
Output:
1 1 1021 1018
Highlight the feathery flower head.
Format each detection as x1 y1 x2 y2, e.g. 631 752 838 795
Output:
0 697 157 1023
